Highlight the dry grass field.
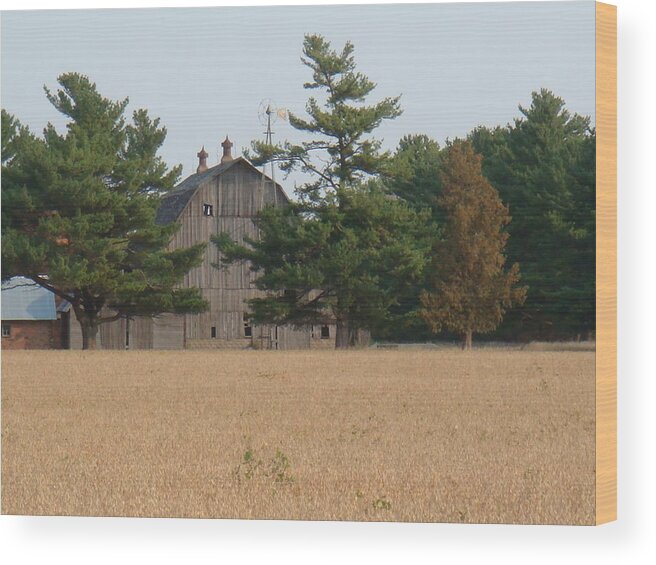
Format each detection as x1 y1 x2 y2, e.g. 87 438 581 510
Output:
1 349 595 524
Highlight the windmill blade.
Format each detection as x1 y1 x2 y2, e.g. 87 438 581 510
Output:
258 98 277 126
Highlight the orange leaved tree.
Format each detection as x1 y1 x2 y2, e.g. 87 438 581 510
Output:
420 140 526 349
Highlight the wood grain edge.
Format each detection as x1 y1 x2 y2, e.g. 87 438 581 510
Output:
595 1 617 525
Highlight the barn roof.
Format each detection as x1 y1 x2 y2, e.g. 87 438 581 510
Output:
155 157 289 225
1 277 57 321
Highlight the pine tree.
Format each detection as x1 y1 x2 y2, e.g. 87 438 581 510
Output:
1 109 19 166
420 141 526 349
385 134 443 213
469 90 595 339
247 34 402 197
365 134 444 342
215 34 427 349
2 73 207 349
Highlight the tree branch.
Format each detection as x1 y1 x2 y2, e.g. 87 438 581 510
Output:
29 275 76 304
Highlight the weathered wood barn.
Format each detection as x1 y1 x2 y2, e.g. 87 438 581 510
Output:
68 138 336 350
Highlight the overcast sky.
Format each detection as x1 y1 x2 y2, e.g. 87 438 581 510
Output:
1 1 595 184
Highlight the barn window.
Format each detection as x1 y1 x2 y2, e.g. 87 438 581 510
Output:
2 324 11 337
211 326 217 338
203 203 214 216
243 313 252 338
321 325 330 339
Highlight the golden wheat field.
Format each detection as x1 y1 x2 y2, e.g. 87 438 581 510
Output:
1 348 595 524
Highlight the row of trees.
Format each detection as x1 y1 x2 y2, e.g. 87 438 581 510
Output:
469 93 596 340
2 34 595 349
216 34 595 347
215 35 530 349
376 88 596 342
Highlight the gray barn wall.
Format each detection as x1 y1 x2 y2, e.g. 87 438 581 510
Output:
171 162 312 347
67 160 336 350
68 311 184 350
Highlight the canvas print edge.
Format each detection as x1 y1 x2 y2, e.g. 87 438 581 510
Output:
595 0 617 526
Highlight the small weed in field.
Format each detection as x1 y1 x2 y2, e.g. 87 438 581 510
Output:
266 449 294 484
372 497 391 511
254 371 285 380
523 468 538 480
235 448 262 482
351 425 366 438
477 429 490 441
234 447 294 486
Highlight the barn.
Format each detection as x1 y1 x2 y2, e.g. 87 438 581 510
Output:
67 138 336 350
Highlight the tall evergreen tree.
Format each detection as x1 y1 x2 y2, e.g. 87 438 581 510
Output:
384 134 443 213
215 34 427 348
369 134 443 342
247 34 402 197
1 109 19 166
469 89 595 339
2 73 207 349
420 141 526 349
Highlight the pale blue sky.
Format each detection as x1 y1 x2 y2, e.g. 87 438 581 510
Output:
1 2 595 183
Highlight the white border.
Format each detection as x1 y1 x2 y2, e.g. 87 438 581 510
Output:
1 1 654 563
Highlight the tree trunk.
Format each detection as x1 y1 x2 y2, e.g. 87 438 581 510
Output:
80 320 99 350
462 329 473 351
335 318 351 349
352 328 371 348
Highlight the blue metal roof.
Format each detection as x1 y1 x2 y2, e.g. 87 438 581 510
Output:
1 277 57 321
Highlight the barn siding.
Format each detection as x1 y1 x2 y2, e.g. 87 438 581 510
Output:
130 317 153 349
67 311 98 350
99 318 127 350
276 325 312 349
68 312 184 350
152 314 184 349
172 160 323 348
66 159 335 350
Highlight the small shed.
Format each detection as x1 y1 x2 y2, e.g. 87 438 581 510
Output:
1 277 66 349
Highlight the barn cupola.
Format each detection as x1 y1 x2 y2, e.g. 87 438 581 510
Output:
221 136 234 164
196 146 209 174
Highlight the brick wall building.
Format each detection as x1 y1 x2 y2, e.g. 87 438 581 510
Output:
1 277 67 350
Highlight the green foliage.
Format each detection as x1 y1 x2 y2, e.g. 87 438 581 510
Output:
217 34 425 348
372 134 444 342
378 91 595 343
384 134 443 213
269 449 294 485
1 73 207 347
216 185 430 341
1 109 20 165
247 34 401 198
469 89 595 339
420 141 526 348
235 447 295 486
372 497 392 511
